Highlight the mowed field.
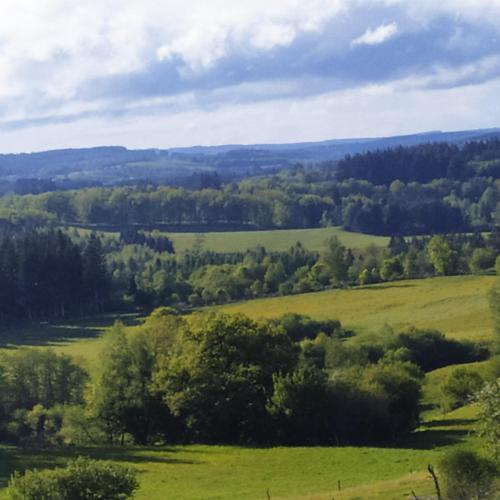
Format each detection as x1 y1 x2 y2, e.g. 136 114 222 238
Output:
165 227 389 253
221 275 497 341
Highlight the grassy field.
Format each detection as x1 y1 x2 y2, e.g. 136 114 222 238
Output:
0 397 484 500
66 226 388 253
220 275 497 341
167 227 389 253
0 425 471 499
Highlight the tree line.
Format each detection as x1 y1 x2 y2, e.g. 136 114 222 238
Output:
0 139 499 236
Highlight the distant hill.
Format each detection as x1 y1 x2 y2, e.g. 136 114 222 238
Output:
0 128 499 192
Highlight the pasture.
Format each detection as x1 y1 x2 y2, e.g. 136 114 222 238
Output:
167 226 389 253
66 226 388 253
220 275 497 341
0 414 474 500
0 275 495 364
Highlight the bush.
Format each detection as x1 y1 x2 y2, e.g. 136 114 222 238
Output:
8 457 138 500
440 449 498 500
441 368 483 411
393 329 488 372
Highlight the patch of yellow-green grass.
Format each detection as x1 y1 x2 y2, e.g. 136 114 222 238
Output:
168 227 389 253
220 275 496 341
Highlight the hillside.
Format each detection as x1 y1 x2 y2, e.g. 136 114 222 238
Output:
220 275 497 341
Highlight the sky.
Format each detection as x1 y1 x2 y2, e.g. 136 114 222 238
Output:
1 0 500 152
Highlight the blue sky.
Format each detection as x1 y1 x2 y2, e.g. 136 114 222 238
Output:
1 0 500 152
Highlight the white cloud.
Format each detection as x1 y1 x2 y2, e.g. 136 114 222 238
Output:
1 71 500 153
351 22 398 46
1 0 500 150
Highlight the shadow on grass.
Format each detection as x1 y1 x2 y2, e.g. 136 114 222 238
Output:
0 445 199 488
399 428 472 450
0 314 143 348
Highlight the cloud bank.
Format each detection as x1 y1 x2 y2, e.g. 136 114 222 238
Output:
1 0 500 151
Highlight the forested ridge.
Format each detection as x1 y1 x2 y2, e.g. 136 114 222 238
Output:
0 139 499 236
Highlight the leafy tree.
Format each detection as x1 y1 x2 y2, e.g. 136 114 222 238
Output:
441 368 483 411
427 236 457 275
87 322 167 444
321 236 352 286
153 312 297 442
379 257 403 281
476 378 500 461
469 248 496 274
267 364 329 444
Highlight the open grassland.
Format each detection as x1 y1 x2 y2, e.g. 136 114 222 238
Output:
220 275 497 341
161 227 389 253
0 403 482 500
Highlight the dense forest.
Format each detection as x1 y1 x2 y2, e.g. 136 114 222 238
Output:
0 139 499 236
0 230 109 320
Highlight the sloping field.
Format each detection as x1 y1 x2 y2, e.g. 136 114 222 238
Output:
220 275 497 341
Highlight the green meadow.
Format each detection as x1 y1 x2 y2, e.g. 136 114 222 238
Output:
67 226 388 253
221 275 496 341
0 410 478 500
167 226 389 253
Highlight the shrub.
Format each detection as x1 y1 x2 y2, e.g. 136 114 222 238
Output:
8 457 138 500
441 368 483 411
440 449 498 500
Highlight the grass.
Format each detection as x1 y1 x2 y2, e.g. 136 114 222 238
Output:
220 275 497 341
0 314 142 367
0 444 460 499
162 227 389 253
65 226 388 253
0 401 483 500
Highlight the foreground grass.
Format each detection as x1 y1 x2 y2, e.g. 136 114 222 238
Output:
0 444 455 500
221 275 496 341
0 400 482 500
168 227 389 253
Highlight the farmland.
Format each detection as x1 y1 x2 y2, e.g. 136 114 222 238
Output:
167 227 389 253
221 275 497 341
